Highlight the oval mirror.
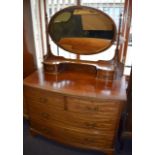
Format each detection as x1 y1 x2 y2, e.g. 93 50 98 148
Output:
48 6 116 55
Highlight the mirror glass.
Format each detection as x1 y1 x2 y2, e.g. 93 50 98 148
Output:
48 6 116 55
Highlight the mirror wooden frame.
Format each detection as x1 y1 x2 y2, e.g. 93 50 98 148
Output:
48 6 117 55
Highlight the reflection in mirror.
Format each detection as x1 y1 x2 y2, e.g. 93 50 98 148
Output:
48 6 116 55
54 12 71 23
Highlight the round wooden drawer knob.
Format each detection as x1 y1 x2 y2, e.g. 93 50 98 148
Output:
85 122 96 128
39 97 48 103
41 112 50 119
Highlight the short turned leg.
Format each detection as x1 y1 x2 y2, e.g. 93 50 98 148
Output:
30 128 37 137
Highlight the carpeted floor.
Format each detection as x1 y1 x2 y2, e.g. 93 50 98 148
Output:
23 119 132 155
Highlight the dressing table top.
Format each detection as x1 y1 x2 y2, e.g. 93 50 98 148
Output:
24 68 127 101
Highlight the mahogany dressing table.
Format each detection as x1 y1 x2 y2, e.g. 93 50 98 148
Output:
24 6 127 155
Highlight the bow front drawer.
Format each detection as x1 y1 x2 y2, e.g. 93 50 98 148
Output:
30 121 114 149
28 106 117 133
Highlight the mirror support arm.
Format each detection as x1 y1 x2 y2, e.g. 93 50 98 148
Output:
115 13 122 64
43 0 53 58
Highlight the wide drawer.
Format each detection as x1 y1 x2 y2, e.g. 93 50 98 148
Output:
28 105 118 133
30 121 114 149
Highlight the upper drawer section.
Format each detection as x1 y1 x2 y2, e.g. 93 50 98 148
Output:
24 86 64 110
66 97 120 114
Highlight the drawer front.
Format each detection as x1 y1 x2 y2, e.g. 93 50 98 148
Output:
24 87 64 110
28 105 118 133
66 97 120 115
30 121 114 149
61 112 118 132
